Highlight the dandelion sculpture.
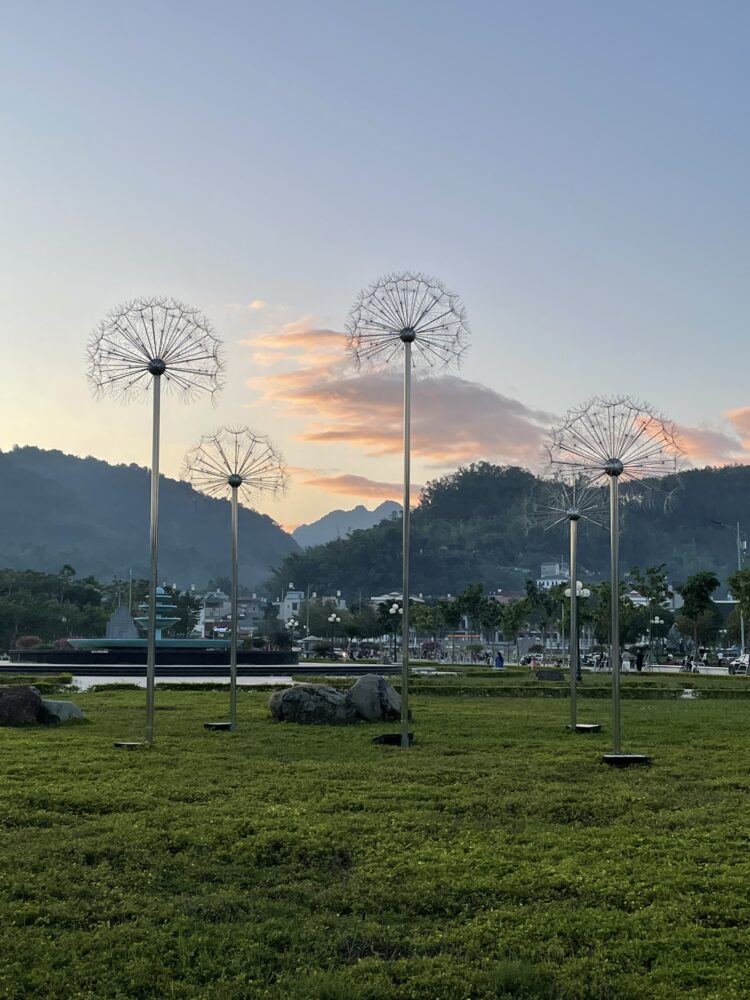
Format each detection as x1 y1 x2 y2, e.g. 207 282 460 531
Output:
548 396 682 763
183 427 287 731
88 298 224 746
536 476 606 731
347 273 469 747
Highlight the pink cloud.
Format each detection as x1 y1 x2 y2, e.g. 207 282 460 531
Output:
248 325 554 467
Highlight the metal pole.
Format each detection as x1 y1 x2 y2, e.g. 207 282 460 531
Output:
737 522 745 654
230 486 239 731
146 376 160 745
569 516 578 728
561 603 565 664
610 475 621 754
401 342 412 747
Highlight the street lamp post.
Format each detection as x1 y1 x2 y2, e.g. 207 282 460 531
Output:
649 616 664 666
328 613 341 661
564 581 591 728
389 603 402 663
285 617 299 648
712 520 746 653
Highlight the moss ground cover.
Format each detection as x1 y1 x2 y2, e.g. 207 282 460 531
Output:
1 690 749 999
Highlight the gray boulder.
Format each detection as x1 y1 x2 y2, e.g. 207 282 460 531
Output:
269 684 357 725
41 699 85 724
346 673 401 722
0 685 43 726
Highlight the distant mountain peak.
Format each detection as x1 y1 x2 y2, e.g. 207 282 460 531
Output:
292 500 402 548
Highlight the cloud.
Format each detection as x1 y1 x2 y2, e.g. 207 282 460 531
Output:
246 320 750 473
248 324 555 467
725 407 750 450
248 299 267 310
296 470 419 502
675 423 745 465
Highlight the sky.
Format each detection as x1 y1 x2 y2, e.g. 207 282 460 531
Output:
2 0 750 530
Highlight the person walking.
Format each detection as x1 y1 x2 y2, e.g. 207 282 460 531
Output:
635 648 645 673
494 650 504 671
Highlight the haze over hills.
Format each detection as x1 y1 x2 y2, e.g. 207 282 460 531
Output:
292 501 401 548
270 461 750 601
0 447 298 587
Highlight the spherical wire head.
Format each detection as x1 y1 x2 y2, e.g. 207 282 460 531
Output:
87 297 225 402
346 271 469 371
532 474 607 531
546 395 683 504
182 426 288 505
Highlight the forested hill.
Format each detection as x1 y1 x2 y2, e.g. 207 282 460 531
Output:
0 447 298 586
267 461 750 599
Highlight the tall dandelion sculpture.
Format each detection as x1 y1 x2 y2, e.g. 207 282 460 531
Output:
548 396 682 763
183 427 287 731
535 476 606 731
347 272 469 748
87 298 224 746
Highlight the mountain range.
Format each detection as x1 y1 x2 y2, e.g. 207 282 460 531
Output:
292 501 401 548
269 461 750 600
0 447 298 587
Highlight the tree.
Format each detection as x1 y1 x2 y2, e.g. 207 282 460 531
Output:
457 583 484 634
437 599 462 662
500 598 529 663
727 567 750 631
478 597 502 651
628 564 672 609
677 572 720 648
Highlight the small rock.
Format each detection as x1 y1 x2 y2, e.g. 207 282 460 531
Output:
40 699 85 724
0 685 43 726
535 668 565 681
269 684 357 725
346 673 401 722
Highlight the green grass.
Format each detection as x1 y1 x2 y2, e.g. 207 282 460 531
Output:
1 689 749 999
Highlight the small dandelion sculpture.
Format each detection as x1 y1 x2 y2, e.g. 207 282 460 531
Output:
87 298 224 746
347 273 469 748
548 396 683 761
183 427 287 731
535 476 606 729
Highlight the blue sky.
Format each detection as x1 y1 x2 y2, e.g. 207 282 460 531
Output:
2 1 750 526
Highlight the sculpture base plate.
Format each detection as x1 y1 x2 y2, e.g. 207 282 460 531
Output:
204 722 233 731
372 732 414 746
567 723 602 733
114 741 146 750
602 753 651 767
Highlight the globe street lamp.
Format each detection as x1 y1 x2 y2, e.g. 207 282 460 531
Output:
328 613 341 661
388 602 402 662
649 615 664 666
711 520 746 654
286 617 299 645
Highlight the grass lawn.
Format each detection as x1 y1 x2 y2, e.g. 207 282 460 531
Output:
1 687 749 999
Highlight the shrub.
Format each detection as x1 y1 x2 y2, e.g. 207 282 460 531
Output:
15 635 42 649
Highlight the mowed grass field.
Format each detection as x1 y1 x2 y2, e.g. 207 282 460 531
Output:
1 686 749 999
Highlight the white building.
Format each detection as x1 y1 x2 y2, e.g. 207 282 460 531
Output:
537 562 569 590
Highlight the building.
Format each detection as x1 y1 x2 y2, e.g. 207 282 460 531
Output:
537 561 569 590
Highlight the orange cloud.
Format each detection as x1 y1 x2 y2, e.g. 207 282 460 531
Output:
298 471 420 502
725 407 750 450
248 325 554 467
675 423 745 465
247 321 750 473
